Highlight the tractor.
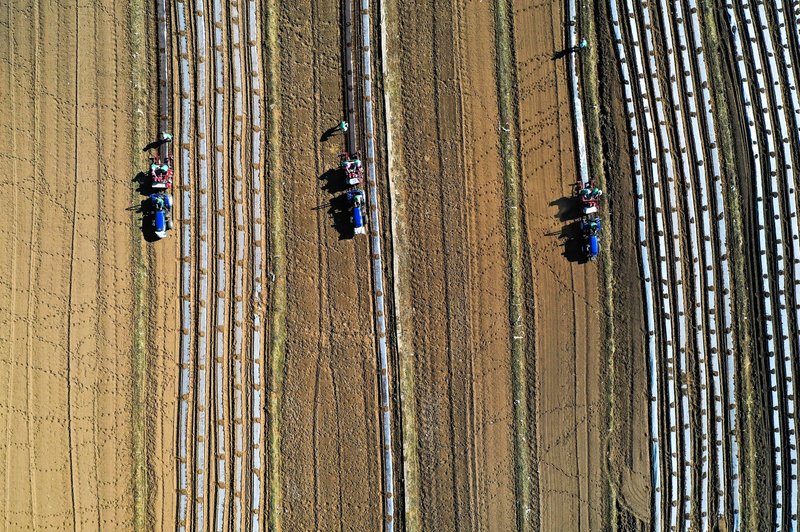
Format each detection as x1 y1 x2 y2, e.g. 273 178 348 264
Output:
149 153 174 190
581 216 601 261
575 178 603 215
348 189 366 235
148 193 173 239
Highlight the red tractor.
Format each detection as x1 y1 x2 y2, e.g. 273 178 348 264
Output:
340 151 363 186
574 178 602 215
149 153 174 190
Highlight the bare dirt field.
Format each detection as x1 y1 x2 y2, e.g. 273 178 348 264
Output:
18 0 791 529
276 0 384 529
0 0 168 529
383 0 607 529
161 0 387 529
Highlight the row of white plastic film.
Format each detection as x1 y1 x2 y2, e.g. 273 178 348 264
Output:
566 0 589 186
681 1 740 521
670 0 732 524
229 1 247 526
246 0 267 528
632 0 700 526
193 1 211 528
210 0 228 529
358 0 395 529
727 0 799 527
607 0 743 528
747 0 800 526
620 0 680 525
657 1 713 525
175 0 192 527
605 1 664 529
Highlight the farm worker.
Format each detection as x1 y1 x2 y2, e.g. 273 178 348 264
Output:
579 187 591 197
162 131 173 142
338 120 348 132
591 187 603 198
354 159 362 169
151 163 160 174
161 164 170 174
578 38 588 50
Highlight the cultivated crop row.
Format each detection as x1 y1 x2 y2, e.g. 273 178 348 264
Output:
170 1 269 529
174 0 192 527
726 0 799 526
607 0 740 528
246 0 267 527
605 1 663 527
353 0 396 527
229 1 247 525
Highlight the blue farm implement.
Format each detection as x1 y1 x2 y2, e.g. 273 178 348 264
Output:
581 216 601 261
348 189 366 235
148 193 174 239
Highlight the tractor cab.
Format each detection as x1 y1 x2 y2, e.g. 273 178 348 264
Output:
148 193 173 239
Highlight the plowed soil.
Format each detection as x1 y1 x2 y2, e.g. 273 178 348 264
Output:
383 0 606 529
0 0 170 528
276 0 383 529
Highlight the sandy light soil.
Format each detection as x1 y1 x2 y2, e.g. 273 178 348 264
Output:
0 0 160 528
275 0 384 529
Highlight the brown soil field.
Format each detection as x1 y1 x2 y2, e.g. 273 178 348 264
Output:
0 0 674 530
513 1 605 529
382 0 515 527
276 0 384 529
0 0 170 529
383 0 608 529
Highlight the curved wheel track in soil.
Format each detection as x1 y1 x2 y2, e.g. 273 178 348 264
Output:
275 0 384 529
382 0 607 529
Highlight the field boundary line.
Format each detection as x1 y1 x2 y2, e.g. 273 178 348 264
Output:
376 0 420 528
265 0 285 527
494 0 533 528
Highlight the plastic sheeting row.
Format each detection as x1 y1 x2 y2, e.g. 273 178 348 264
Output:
229 1 247 527
681 0 742 522
607 0 743 528
605 0 664 529
246 0 267 528
616 0 681 527
211 1 229 529
175 0 192 528
358 1 396 529
669 0 737 525
625 0 699 528
728 0 799 527
192 3 211 529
